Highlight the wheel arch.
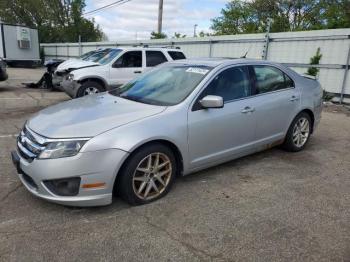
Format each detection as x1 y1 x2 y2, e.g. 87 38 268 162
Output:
113 139 184 194
299 108 315 133
78 77 108 90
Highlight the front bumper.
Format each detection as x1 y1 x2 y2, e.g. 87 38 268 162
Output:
52 74 64 90
11 148 128 207
61 79 81 98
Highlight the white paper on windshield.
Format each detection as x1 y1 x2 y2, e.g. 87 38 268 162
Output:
186 67 209 75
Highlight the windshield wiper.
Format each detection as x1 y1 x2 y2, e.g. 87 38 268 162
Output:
109 88 122 96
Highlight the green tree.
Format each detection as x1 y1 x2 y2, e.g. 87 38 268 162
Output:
211 0 260 35
307 47 322 76
198 31 212 37
211 0 350 35
173 32 186 38
0 0 104 43
150 31 167 39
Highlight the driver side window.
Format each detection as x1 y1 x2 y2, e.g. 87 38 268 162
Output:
193 66 251 111
203 66 251 102
113 51 142 68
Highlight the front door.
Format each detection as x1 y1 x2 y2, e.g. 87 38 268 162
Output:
188 66 256 170
109 50 144 86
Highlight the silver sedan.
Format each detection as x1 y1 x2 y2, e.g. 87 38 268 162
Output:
11 58 323 206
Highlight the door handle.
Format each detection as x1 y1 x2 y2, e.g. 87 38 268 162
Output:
134 71 142 74
290 96 299 102
241 106 255 114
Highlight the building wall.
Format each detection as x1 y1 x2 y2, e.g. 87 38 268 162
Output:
2 24 40 61
41 28 350 95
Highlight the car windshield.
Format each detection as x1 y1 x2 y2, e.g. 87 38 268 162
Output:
96 49 122 65
109 65 212 106
80 51 96 60
84 49 111 62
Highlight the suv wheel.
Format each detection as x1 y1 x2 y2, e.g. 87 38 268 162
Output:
283 112 312 152
117 143 177 205
77 81 105 98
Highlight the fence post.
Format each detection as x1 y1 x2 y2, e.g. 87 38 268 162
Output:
262 18 272 60
79 35 82 56
340 45 350 104
55 45 57 59
209 40 213 57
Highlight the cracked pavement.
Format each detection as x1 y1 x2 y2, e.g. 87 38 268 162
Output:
0 68 350 261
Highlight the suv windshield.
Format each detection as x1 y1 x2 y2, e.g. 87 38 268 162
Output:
97 49 122 65
84 49 111 62
110 65 212 106
80 50 96 60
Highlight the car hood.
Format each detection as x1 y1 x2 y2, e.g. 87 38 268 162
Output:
27 93 166 138
56 60 99 72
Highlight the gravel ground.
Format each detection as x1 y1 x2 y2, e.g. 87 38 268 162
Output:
0 68 349 262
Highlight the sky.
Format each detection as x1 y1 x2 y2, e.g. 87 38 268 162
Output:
84 0 226 40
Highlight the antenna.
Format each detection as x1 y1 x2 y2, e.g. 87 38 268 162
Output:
240 45 252 58
241 51 248 58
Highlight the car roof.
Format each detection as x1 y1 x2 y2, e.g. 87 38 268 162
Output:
106 47 183 52
168 57 282 68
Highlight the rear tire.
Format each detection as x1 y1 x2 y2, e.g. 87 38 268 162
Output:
282 112 312 152
76 81 105 98
117 143 177 205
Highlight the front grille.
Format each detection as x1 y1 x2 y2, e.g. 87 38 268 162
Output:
17 126 45 162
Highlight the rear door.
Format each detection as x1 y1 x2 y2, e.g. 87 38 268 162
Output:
249 65 300 145
187 65 256 170
109 50 143 86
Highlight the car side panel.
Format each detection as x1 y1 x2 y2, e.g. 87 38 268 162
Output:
250 88 301 146
298 77 323 131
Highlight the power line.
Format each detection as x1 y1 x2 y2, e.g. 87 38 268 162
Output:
83 0 131 16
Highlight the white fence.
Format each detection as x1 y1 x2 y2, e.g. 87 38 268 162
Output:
41 28 350 99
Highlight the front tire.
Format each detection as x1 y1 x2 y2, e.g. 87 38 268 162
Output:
117 143 177 205
76 81 105 98
283 112 312 152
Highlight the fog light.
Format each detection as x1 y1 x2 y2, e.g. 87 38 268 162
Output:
44 177 81 196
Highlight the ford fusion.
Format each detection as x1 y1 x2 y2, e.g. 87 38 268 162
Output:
11 58 322 206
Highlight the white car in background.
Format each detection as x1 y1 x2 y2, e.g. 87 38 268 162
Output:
60 47 186 98
52 49 111 88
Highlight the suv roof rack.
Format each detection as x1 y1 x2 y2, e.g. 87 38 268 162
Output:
131 44 181 50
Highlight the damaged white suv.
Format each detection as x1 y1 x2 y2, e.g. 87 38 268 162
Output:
60 47 186 98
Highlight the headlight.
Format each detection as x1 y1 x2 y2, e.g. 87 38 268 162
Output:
67 73 74 81
39 140 87 159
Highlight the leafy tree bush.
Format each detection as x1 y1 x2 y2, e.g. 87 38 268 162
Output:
150 31 167 39
307 48 322 77
211 0 350 35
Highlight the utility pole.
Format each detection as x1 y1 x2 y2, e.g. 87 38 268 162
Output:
158 0 163 34
193 24 198 37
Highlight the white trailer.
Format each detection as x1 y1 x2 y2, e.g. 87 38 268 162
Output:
0 23 40 67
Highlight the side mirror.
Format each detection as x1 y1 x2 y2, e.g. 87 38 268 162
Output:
199 95 224 109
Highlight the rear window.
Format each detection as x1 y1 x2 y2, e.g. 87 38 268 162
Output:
146 51 168 67
168 51 186 60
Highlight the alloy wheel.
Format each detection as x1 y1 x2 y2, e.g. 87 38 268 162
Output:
132 152 172 200
83 87 100 96
292 117 310 147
